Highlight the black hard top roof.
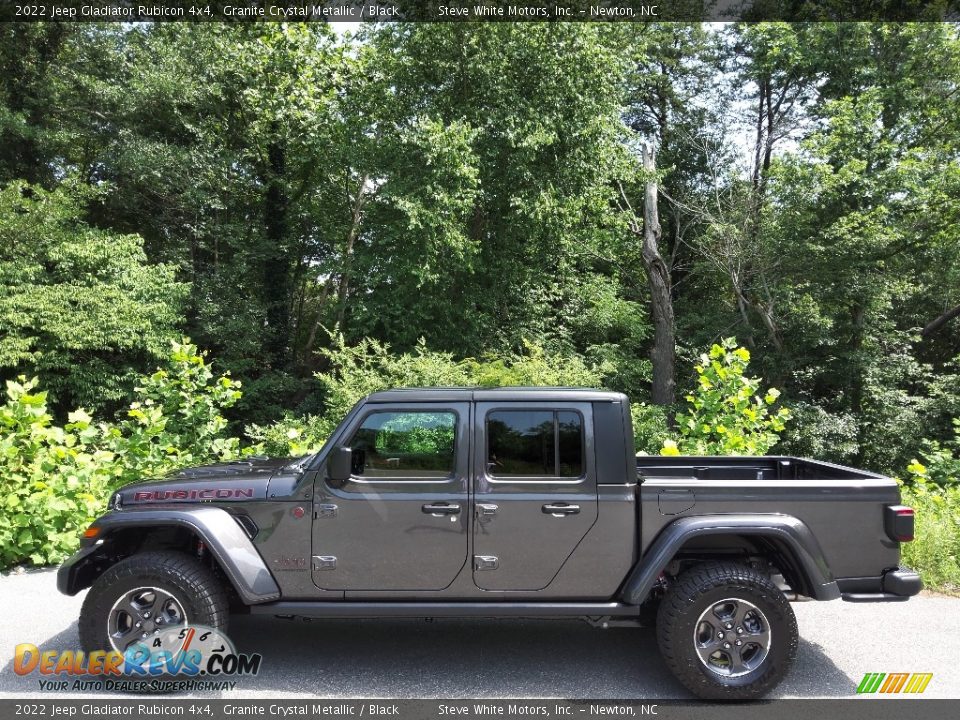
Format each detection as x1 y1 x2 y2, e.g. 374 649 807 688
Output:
363 387 627 403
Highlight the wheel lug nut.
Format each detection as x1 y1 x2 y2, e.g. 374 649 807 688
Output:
736 640 742 646
135 622 142 628
143 612 151 619
141 633 148 639
737 627 743 634
717 631 724 638
723 642 731 649
725 623 732 629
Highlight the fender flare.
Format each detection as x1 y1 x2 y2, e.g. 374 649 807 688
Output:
56 507 280 604
619 513 841 605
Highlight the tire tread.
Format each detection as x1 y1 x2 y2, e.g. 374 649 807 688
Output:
656 561 798 700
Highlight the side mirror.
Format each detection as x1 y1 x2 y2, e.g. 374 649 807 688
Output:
328 447 353 485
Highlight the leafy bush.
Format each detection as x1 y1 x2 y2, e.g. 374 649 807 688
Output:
632 402 671 455
899 478 960 593
247 334 608 458
906 419 960 487
661 338 790 456
901 431 960 593
104 339 242 489
245 415 327 458
0 340 242 568
0 378 112 567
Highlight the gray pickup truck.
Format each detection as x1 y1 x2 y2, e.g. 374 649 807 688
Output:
58 388 921 699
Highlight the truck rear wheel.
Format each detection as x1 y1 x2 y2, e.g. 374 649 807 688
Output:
656 561 798 700
78 551 228 655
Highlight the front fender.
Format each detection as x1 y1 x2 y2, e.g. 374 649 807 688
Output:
56 506 280 605
619 513 841 605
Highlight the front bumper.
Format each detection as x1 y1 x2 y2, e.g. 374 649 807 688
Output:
840 567 923 602
57 543 102 596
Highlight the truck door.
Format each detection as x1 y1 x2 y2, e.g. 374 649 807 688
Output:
472 402 598 591
311 402 470 591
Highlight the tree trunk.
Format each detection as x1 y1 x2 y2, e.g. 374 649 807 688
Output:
263 125 290 367
640 144 676 407
334 174 370 329
922 302 960 338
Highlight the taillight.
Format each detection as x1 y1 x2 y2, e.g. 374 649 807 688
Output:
885 505 915 542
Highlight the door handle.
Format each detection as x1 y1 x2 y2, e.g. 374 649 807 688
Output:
422 503 461 516
542 503 580 516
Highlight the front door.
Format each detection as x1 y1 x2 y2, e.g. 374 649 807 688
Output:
311 402 470 591
472 402 598 591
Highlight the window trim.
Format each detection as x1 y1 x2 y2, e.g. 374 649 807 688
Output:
345 407 461 484
483 407 587 484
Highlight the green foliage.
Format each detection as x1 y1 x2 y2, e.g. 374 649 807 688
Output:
905 419 960 487
3 21 960 591
104 339 242 489
631 403 671 456
0 181 188 413
0 340 241 568
899 478 960 593
898 425 960 592
244 415 327 459
245 334 607 458
661 339 790 456
0 377 112 567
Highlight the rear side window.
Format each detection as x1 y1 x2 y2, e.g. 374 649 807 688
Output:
348 411 457 478
486 410 583 478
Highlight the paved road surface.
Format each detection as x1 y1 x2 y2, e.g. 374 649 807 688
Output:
1 568 957 699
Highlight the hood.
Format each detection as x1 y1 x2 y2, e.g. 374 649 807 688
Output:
115 457 294 507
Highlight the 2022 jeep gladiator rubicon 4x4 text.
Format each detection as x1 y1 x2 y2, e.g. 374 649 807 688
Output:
58 388 922 699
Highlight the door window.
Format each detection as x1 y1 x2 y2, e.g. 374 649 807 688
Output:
486 410 583 478
348 411 457 478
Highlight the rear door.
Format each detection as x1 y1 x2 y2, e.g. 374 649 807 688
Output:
311 402 470 591
472 401 598 590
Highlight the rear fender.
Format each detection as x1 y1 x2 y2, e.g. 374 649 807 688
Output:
620 513 840 605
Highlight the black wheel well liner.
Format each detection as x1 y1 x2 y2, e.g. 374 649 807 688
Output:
67 525 234 599
619 514 841 605
670 533 815 597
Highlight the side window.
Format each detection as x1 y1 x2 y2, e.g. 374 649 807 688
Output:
487 410 583 478
348 411 457 478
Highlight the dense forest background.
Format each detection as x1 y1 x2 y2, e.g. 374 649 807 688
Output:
3 21 960 478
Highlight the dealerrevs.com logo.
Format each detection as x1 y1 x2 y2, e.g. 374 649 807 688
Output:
14 625 262 692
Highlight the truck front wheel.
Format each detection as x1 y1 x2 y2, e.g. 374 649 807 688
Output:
78 551 229 654
656 561 798 700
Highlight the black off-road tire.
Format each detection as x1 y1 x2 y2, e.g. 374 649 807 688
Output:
79 551 229 655
656 562 798 700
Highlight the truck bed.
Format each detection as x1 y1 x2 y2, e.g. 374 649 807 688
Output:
636 455 885 482
634 455 899 589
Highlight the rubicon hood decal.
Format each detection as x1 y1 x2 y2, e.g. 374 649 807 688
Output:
116 459 292 504
132 487 256 502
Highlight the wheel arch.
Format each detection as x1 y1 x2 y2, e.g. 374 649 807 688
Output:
620 514 841 605
57 507 280 605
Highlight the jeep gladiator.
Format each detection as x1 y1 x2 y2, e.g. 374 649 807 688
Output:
58 388 922 699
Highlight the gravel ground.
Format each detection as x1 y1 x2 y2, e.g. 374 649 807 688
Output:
0 568 958 699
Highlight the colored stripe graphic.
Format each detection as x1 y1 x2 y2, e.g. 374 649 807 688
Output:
857 673 885 693
856 672 932 694
880 673 909 693
903 673 933 694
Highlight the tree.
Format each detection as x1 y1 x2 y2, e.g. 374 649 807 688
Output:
0 181 187 414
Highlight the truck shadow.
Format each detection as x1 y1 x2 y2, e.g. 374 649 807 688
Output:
222 614 853 699
0 616 853 698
